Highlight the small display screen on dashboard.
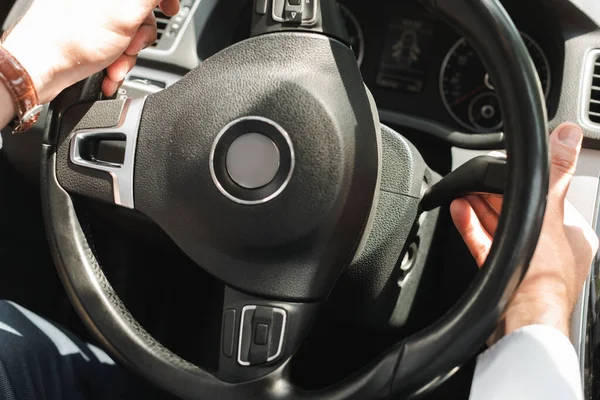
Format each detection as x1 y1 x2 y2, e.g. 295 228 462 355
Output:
376 17 435 93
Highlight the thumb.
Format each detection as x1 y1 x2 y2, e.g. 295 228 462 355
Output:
548 123 583 205
158 0 180 16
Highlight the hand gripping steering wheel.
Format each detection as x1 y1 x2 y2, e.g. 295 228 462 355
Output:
40 0 549 398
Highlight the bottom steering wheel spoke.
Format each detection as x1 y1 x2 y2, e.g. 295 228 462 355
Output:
55 97 146 209
217 286 320 383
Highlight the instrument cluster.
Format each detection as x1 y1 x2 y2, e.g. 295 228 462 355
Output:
335 0 558 134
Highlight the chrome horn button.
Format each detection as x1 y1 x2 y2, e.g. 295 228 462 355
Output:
210 116 294 205
226 132 281 189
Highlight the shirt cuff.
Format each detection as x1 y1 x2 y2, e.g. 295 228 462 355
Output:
470 325 583 400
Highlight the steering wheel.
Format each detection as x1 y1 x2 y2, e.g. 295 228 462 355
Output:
40 0 549 398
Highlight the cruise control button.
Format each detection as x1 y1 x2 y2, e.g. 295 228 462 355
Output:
255 0 268 15
284 9 303 22
221 309 236 358
273 0 285 20
238 305 287 366
302 0 317 25
254 323 269 345
283 0 305 23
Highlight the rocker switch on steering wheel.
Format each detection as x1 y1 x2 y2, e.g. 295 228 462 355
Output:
238 305 287 366
272 0 318 26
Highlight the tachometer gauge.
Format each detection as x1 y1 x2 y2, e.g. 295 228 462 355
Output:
440 33 551 133
339 4 364 67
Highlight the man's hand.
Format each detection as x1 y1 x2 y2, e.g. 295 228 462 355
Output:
451 123 599 343
1 0 179 103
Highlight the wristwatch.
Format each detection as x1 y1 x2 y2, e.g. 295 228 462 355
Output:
0 45 43 133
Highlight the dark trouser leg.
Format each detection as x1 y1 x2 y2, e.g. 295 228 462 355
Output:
0 300 148 400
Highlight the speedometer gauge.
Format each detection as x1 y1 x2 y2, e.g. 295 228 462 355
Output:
440 33 551 133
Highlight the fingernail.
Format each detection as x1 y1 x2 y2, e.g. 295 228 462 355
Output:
117 66 129 82
557 124 582 148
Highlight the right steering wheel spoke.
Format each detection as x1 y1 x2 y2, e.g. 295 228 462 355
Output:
56 97 146 209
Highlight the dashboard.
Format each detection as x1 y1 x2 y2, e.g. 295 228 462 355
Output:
228 0 563 134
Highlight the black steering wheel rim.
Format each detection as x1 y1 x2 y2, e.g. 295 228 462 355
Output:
40 0 549 398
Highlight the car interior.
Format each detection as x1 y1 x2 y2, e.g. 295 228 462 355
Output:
1 0 600 398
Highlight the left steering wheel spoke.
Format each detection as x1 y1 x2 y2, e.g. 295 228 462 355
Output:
216 285 319 383
55 97 146 209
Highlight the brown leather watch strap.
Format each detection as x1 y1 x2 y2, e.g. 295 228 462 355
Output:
0 45 41 133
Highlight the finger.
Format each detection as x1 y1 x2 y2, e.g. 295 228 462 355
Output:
481 194 503 214
101 77 120 97
159 0 180 16
142 8 157 25
480 151 505 213
548 123 583 206
125 14 158 56
106 54 138 83
465 195 500 237
450 198 493 267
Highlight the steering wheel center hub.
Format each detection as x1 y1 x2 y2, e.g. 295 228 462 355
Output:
113 33 381 301
226 133 280 189
210 116 294 205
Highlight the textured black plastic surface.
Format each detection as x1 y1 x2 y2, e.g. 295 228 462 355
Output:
330 125 429 329
55 100 126 204
45 71 109 146
134 32 379 301
378 125 427 198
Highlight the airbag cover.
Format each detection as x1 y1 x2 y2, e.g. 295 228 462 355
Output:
134 33 379 300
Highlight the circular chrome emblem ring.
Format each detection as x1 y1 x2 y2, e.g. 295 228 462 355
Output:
209 116 295 205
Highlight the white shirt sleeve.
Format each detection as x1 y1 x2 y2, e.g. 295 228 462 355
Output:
469 325 584 400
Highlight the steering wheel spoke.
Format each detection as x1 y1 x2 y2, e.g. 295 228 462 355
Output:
216 286 319 383
55 97 146 209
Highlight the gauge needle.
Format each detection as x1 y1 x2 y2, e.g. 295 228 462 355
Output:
453 85 487 106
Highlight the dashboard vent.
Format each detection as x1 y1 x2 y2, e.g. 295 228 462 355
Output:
152 7 172 47
152 0 188 49
589 54 600 124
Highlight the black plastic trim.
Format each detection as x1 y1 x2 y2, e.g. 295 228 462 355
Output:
378 109 505 150
421 155 507 212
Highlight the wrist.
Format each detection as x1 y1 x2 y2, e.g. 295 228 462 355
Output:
1 34 61 105
0 77 16 118
504 292 571 339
